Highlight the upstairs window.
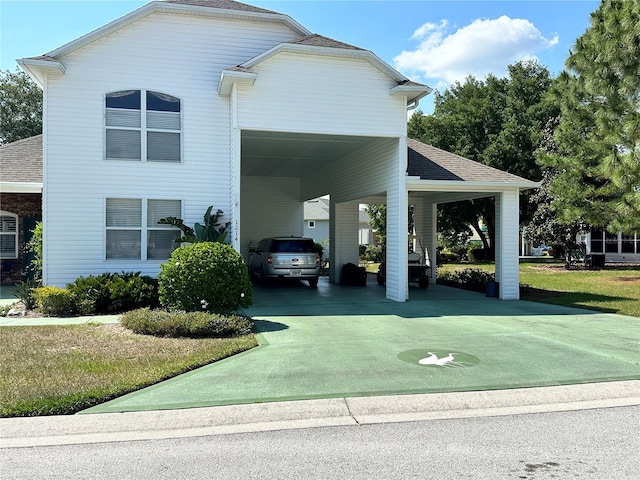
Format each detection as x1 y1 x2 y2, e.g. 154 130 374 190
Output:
106 90 181 163
0 212 18 259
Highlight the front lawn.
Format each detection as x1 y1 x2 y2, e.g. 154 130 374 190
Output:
0 323 257 417
438 262 640 317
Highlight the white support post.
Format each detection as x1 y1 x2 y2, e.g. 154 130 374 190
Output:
230 84 241 253
424 202 437 282
329 200 359 284
386 139 408 301
495 190 520 300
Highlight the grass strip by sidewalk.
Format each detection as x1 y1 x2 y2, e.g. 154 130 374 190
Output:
0 323 257 417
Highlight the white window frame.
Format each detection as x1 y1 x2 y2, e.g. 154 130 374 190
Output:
0 211 18 260
105 198 182 261
105 89 182 163
308 221 316 228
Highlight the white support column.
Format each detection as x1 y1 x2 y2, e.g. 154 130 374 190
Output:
230 84 241 253
424 202 437 282
412 197 423 255
495 189 520 300
329 200 360 284
412 197 436 282
386 139 408 301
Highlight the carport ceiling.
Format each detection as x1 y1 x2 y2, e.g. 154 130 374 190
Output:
241 130 372 177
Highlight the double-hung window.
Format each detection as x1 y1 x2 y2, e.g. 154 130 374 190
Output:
106 198 181 260
0 212 18 259
106 90 181 162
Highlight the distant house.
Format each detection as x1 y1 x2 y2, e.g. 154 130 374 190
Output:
359 209 374 245
304 198 374 247
18 0 536 300
582 229 640 264
0 135 43 283
303 198 329 244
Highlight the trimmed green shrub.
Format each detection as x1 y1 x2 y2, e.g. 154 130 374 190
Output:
437 268 495 292
67 272 159 314
121 308 254 338
158 242 252 314
361 244 384 263
34 286 77 316
437 251 460 264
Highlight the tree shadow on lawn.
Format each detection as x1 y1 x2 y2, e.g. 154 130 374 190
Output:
520 286 632 314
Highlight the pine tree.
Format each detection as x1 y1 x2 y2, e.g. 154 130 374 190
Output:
542 0 640 233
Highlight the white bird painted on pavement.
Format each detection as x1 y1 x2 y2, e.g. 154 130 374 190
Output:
435 353 454 366
418 352 438 365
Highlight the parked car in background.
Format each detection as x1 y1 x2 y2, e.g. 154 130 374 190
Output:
249 237 320 286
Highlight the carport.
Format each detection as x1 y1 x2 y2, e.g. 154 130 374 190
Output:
218 34 534 302
237 133 536 301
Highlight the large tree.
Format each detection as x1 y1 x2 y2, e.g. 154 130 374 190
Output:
408 60 557 257
0 69 42 144
540 0 640 234
525 116 588 264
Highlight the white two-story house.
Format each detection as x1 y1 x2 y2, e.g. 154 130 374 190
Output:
18 0 535 301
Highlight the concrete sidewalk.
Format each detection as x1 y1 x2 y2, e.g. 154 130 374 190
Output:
2 381 638 448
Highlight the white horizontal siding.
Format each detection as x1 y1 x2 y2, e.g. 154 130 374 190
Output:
43 12 299 285
302 137 400 203
240 176 303 262
237 52 406 137
330 201 360 282
495 190 520 300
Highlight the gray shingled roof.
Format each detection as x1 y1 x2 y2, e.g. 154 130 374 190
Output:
0 135 43 184
304 197 330 221
0 135 532 187
163 0 279 15
407 138 533 184
288 34 364 51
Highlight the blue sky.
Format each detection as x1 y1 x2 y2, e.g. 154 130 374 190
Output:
1 0 599 113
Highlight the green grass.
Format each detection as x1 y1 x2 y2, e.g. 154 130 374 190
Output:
0 323 257 417
438 261 640 317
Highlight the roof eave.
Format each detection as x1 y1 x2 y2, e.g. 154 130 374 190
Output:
406 178 540 191
41 1 311 62
218 69 258 96
16 58 65 87
243 43 416 84
390 84 432 105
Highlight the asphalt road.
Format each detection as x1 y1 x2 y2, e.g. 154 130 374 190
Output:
2 406 638 479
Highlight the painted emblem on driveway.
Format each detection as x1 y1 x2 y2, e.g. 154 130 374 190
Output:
397 349 480 368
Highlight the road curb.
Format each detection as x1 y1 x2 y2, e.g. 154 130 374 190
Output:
1 381 638 448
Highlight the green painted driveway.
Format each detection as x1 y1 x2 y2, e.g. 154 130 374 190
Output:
84 280 640 414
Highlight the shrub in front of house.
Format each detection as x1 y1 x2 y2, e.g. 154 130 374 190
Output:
158 242 252 314
67 272 159 314
121 308 254 338
361 244 384 263
437 268 495 293
34 286 77 316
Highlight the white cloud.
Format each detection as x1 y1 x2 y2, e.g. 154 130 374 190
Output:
394 15 558 85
